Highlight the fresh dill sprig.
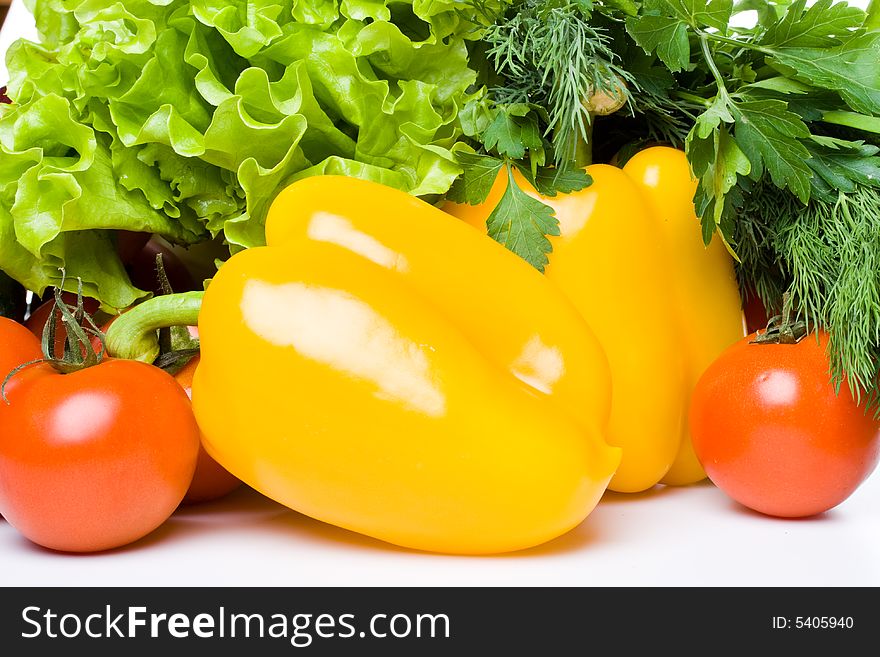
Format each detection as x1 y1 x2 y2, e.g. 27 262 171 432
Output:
735 182 880 409
628 89 695 148
458 0 880 408
731 180 787 311
481 0 634 165
590 52 703 163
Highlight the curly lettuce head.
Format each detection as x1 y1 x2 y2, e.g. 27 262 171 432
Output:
0 0 500 309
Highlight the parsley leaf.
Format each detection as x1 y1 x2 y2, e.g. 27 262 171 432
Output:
732 99 813 202
764 32 880 116
448 155 582 271
602 0 640 16
514 162 593 196
688 124 750 241
654 0 733 32
693 93 736 140
482 106 544 160
804 138 880 200
486 164 560 272
446 152 504 205
759 0 865 49
625 15 691 72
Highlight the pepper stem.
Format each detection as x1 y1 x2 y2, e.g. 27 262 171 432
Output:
105 291 204 363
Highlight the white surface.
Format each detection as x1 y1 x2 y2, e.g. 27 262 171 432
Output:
2 0 879 587
3 474 879 587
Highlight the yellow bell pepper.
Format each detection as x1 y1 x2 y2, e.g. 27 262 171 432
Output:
444 146 745 491
191 175 620 555
622 148 746 485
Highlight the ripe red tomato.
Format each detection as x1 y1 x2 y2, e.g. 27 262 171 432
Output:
690 330 880 518
0 317 43 395
742 289 770 335
174 356 242 504
96 313 229 503
0 356 200 552
0 318 43 521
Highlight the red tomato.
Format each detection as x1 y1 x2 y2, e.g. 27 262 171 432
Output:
0 318 44 396
741 286 771 335
690 330 880 518
174 356 242 504
0 357 200 552
97 314 224 502
0 318 43 521
25 292 102 358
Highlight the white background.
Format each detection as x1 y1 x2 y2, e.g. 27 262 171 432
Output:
1 0 878 587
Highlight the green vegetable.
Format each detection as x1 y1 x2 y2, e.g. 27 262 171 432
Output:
449 0 622 271
0 0 495 309
620 0 880 407
453 0 880 407
624 0 880 240
734 175 880 408
480 0 634 167
484 162 561 271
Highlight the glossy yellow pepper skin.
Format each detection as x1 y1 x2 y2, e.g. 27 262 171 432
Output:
622 148 746 485
192 175 620 555
445 146 745 491
446 162 685 492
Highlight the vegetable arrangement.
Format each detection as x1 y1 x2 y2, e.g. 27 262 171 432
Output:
0 0 879 554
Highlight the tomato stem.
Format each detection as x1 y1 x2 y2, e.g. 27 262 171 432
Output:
1 277 106 400
105 291 203 363
41 275 106 373
1 358 46 404
751 291 810 345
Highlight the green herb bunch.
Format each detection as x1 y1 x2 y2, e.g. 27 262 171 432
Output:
625 0 880 406
448 0 640 271
456 0 880 408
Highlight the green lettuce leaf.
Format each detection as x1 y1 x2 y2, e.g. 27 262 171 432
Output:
2 0 490 305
